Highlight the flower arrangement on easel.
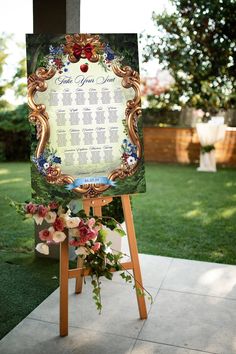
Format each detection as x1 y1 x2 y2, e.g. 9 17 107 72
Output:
12 198 152 312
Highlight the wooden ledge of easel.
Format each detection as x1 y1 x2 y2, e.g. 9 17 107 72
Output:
68 261 133 279
83 196 114 209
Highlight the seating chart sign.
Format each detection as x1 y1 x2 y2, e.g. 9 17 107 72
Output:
27 34 145 197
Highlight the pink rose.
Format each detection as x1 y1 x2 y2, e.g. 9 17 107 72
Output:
26 202 37 215
79 225 90 238
69 239 81 247
87 218 96 228
39 229 53 241
38 205 48 218
91 242 101 252
79 220 85 228
53 217 65 231
77 225 91 244
87 228 98 241
48 201 59 210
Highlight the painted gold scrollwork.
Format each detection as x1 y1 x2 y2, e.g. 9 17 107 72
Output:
28 67 56 158
28 42 142 198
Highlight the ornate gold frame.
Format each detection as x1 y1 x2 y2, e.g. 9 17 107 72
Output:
28 35 142 198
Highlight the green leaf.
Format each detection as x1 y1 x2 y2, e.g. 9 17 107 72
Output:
98 228 108 242
114 227 126 237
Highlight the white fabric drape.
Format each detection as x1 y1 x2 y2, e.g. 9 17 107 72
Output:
196 123 227 172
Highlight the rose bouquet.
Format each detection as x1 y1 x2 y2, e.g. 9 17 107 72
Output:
12 198 152 311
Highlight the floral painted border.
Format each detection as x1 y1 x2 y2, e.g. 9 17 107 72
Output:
41 37 123 75
28 34 142 197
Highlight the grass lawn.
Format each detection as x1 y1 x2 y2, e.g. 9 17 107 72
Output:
133 163 236 264
0 162 236 339
0 163 59 339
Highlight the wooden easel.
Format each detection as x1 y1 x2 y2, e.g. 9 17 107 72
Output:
60 194 147 336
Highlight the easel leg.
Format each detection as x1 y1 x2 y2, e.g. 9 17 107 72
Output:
75 257 83 294
60 235 69 336
121 195 147 319
75 200 92 294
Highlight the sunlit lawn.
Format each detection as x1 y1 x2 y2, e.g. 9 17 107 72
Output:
133 163 236 264
0 161 236 338
1 162 236 263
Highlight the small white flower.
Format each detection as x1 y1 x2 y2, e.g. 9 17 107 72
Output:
69 228 80 237
53 231 67 243
33 214 44 225
45 211 57 224
75 246 89 256
48 58 54 65
35 242 49 255
43 162 50 170
127 156 136 166
58 206 70 219
105 246 112 254
65 217 81 229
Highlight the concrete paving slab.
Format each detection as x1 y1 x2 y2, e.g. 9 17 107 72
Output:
27 278 156 338
111 254 173 290
1 254 236 354
162 258 236 299
0 318 135 354
139 254 173 289
132 339 213 354
139 289 236 354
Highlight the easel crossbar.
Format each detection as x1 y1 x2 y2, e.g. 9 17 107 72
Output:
68 261 133 279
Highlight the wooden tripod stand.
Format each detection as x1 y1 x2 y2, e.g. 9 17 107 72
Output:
60 194 147 336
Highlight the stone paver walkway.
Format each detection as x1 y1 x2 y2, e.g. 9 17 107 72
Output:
1 254 236 354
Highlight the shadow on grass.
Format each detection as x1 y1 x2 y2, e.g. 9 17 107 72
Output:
0 251 59 340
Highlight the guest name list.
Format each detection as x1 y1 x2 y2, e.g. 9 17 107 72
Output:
35 59 133 177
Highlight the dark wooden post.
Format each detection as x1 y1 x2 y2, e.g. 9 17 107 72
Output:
33 0 80 258
33 0 80 33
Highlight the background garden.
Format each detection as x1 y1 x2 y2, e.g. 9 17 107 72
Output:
0 0 236 340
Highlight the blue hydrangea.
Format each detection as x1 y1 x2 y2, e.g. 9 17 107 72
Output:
131 152 137 159
104 44 115 61
106 52 115 61
53 156 61 164
49 45 63 56
37 155 47 167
